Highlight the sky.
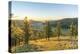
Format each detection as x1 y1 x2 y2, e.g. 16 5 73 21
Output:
11 1 78 21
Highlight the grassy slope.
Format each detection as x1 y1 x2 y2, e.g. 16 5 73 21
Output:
11 36 78 53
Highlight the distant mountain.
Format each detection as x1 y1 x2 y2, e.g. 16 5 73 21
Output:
49 18 78 28
11 17 78 30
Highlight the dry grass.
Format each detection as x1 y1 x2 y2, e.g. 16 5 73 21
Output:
11 36 78 53
29 36 78 51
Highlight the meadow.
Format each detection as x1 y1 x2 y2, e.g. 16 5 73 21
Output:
9 17 78 53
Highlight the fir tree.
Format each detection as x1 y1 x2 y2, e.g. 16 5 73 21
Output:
24 17 30 45
45 20 52 40
56 21 61 41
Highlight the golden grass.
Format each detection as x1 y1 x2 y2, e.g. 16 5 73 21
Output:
29 36 78 50
11 36 78 52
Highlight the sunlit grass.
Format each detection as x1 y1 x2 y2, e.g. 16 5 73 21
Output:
11 36 78 53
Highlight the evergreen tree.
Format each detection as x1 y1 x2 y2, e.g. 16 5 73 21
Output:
11 21 24 46
70 22 74 37
74 25 78 38
45 20 52 40
24 17 30 45
69 22 75 48
56 21 61 41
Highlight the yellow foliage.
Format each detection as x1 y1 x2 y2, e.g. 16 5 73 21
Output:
11 25 24 38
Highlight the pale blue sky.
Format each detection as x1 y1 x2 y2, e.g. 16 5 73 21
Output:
11 1 78 20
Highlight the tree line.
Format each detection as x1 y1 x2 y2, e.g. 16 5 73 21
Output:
11 16 78 47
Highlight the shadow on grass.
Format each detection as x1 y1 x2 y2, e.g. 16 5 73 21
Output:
12 44 45 53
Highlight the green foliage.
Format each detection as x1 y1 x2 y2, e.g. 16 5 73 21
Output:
55 21 61 40
69 22 78 36
11 21 24 47
10 17 78 52
45 21 53 40
24 17 30 45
